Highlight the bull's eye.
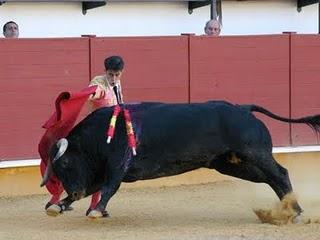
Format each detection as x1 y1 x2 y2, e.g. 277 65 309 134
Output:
60 158 69 168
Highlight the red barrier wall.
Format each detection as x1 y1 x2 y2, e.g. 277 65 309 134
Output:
291 34 320 145
90 36 189 103
0 34 319 161
0 38 90 160
189 35 290 146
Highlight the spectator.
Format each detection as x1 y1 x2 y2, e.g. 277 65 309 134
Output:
204 19 221 36
3 21 19 38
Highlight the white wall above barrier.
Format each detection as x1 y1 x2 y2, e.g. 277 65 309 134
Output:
0 1 318 38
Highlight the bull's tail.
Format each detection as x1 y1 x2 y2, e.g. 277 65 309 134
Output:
241 104 320 134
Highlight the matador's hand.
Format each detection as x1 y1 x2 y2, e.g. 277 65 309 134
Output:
90 86 106 100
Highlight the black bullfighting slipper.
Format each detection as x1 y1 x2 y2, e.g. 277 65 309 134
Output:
45 202 53 210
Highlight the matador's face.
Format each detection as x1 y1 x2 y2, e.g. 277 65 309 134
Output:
106 70 122 87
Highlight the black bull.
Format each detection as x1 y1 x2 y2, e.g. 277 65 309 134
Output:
41 101 320 218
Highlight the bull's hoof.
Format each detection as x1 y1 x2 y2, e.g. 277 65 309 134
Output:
292 214 303 224
254 192 303 225
60 204 74 211
46 204 62 217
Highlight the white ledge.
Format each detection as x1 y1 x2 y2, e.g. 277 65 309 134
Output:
0 159 41 169
0 145 320 169
272 145 320 153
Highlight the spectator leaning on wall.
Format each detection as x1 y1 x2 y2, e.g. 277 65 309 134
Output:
204 19 221 36
3 21 19 38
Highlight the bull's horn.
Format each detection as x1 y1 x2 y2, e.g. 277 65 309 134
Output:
40 138 68 187
40 160 52 187
52 138 68 163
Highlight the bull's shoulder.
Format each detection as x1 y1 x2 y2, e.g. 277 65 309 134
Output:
127 102 164 110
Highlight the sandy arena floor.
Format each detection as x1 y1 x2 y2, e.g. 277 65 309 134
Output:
0 180 320 240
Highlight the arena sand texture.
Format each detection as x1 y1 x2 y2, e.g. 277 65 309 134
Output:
0 180 320 240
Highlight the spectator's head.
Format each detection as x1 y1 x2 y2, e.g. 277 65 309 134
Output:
3 21 19 38
204 19 221 36
104 56 124 87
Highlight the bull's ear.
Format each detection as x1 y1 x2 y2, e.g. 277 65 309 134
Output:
52 138 69 163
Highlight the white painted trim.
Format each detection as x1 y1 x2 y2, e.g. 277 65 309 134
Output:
0 159 41 169
1 145 320 169
272 145 320 154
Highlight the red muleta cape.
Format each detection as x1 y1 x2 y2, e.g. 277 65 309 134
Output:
39 86 97 195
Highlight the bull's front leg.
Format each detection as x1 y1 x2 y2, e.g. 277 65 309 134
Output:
58 195 75 211
87 147 132 219
87 171 125 219
46 195 74 217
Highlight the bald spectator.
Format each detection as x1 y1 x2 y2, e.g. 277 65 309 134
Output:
204 19 221 36
3 21 19 38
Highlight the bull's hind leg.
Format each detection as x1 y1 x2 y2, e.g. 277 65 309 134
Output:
254 155 302 214
252 154 303 224
210 152 302 224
